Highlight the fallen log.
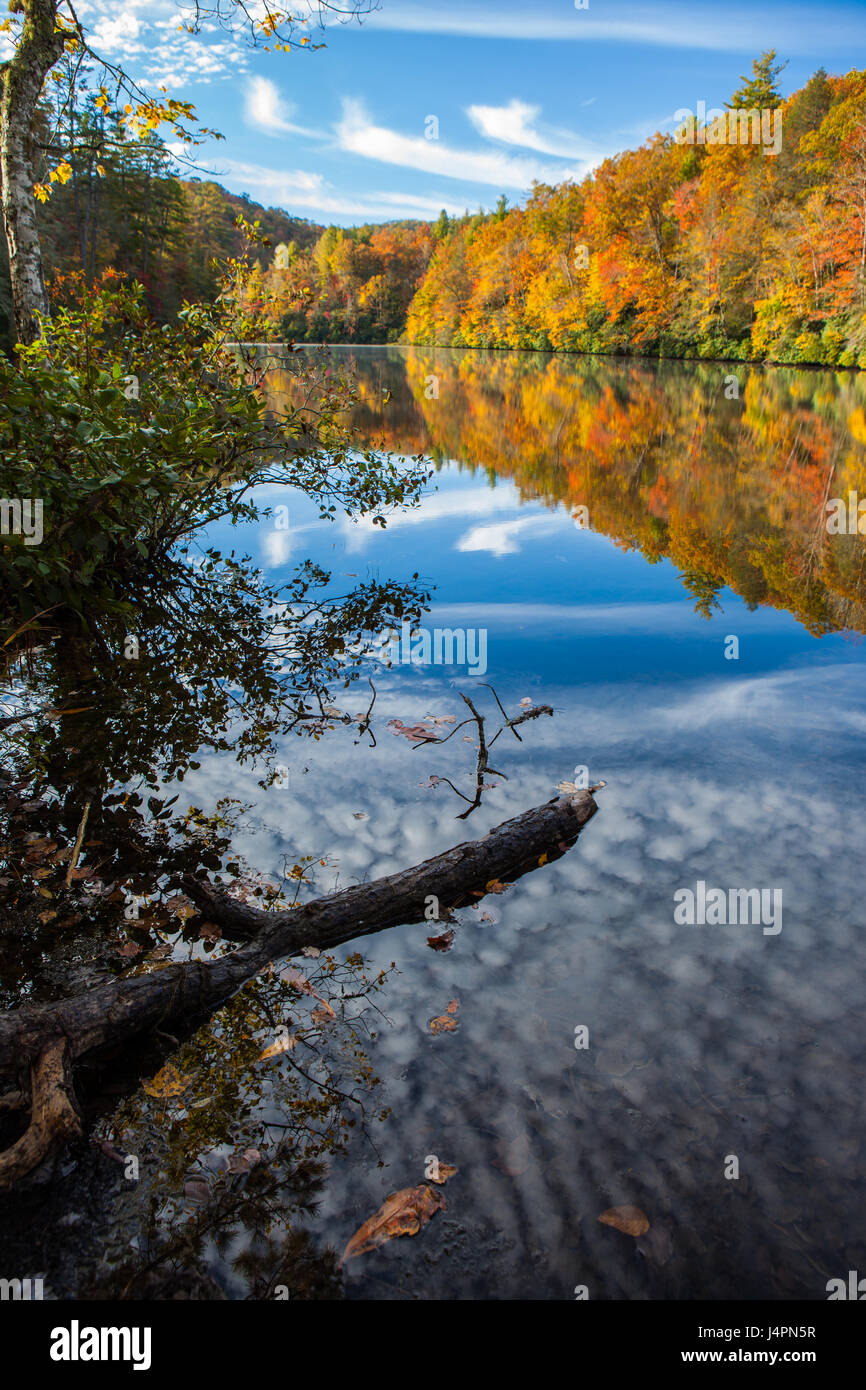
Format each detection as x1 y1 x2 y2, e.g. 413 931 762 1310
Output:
0 790 598 1188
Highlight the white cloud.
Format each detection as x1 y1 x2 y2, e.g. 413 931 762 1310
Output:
363 2 858 55
73 0 251 87
335 98 585 189
212 157 467 219
245 77 324 139
466 98 598 161
456 516 555 556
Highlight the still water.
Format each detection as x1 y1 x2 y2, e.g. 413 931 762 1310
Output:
181 346 866 1299
15 346 866 1301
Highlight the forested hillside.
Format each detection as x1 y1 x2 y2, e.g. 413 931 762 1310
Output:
406 56 866 366
7 52 866 366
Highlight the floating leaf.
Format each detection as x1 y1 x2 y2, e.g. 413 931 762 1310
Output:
227 1147 261 1174
183 1178 210 1203
493 1132 531 1176
427 929 455 952
353 811 368 820
429 1014 458 1034
519 697 532 707
340 1184 446 1264
428 1162 458 1185
259 1033 297 1060
282 967 316 995
598 1205 650 1237
429 999 459 1034
388 719 439 743
143 1063 192 1098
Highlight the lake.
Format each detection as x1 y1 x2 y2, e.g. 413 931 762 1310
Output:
185 346 866 1299
11 344 866 1302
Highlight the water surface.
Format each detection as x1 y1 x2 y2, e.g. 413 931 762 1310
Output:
189 347 866 1299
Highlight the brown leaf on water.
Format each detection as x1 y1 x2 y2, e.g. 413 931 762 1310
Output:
387 719 439 743
428 1162 458 1184
227 1147 261 1174
282 966 335 1021
485 879 509 894
597 1205 650 1237
340 1184 447 1264
429 1014 458 1034
427 929 455 952
259 1033 297 1060
429 999 459 1033
183 1178 210 1204
142 1063 192 1099
281 966 317 996
493 1132 531 1176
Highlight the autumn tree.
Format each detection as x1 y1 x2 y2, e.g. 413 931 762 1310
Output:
0 0 374 344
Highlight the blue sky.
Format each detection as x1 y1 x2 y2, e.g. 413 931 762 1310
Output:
73 0 866 224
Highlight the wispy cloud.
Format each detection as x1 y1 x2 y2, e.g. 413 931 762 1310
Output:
363 2 860 55
335 98 585 188
244 76 323 139
211 157 467 219
466 98 599 161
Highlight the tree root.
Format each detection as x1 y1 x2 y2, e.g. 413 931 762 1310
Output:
0 1037 82 1190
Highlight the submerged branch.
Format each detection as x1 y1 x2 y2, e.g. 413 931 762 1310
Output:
0 790 599 1189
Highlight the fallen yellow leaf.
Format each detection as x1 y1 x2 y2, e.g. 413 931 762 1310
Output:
141 1063 191 1098
597 1205 650 1237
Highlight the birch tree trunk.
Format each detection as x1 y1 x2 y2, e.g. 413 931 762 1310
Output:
0 0 63 345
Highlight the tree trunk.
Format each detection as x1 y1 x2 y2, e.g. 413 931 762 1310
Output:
0 0 63 345
0 790 598 1187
